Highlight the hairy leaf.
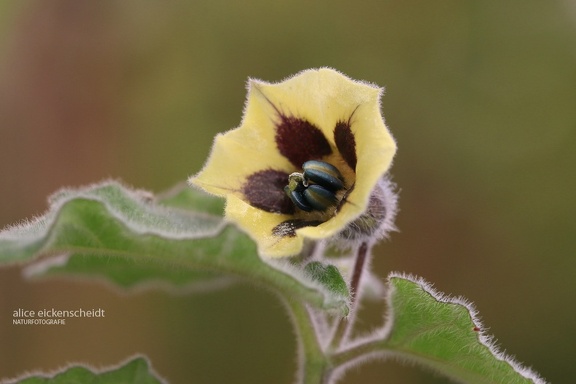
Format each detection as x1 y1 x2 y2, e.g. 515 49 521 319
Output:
304 261 350 315
383 274 546 384
0 181 348 314
3 356 162 384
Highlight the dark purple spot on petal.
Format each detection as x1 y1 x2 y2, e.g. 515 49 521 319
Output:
272 219 323 238
243 170 294 214
334 121 357 170
276 115 332 167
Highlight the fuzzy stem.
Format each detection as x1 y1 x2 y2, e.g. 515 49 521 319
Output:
330 338 386 368
349 242 369 302
283 297 330 384
328 242 370 351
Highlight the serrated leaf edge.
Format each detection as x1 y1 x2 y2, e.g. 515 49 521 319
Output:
382 272 547 384
0 354 166 384
0 179 225 244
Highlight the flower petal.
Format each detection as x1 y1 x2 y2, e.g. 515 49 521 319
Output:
226 196 304 257
274 115 332 167
243 169 294 214
252 68 380 148
298 91 396 240
334 119 357 170
189 119 292 202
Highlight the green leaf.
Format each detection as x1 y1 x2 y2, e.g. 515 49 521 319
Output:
24 251 232 292
157 181 225 215
384 273 546 384
0 180 348 315
304 261 349 309
322 253 385 301
7 356 162 384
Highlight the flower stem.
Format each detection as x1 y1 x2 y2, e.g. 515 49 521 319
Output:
349 242 369 302
283 297 330 384
329 242 370 351
330 337 386 367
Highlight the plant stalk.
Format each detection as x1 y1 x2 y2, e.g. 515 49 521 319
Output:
283 297 330 384
328 242 370 351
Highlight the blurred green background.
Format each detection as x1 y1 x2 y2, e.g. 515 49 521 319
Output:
0 1 574 382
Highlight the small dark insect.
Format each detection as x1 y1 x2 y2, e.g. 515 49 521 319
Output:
284 160 345 212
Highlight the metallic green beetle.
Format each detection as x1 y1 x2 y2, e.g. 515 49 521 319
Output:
284 160 346 212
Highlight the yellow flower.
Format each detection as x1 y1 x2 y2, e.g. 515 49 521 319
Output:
189 68 396 257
